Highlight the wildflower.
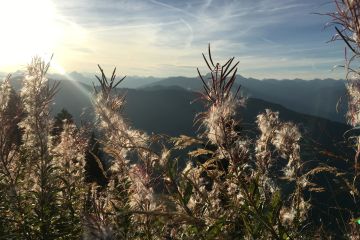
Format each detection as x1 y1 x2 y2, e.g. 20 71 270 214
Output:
182 162 202 186
203 96 238 145
256 109 279 139
256 109 301 179
18 57 58 156
255 109 281 169
0 76 12 113
280 207 295 226
128 164 156 211
182 161 194 175
197 44 245 149
297 196 310 222
283 165 296 179
272 122 301 157
346 76 360 127
158 148 170 167
52 120 88 182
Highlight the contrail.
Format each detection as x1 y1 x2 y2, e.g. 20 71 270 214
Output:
89 20 181 33
179 18 193 48
149 0 201 21
202 0 212 10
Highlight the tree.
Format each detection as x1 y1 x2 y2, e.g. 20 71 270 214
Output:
52 108 74 141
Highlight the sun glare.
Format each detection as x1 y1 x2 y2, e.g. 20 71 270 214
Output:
0 0 63 70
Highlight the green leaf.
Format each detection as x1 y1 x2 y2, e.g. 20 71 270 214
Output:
183 181 193 205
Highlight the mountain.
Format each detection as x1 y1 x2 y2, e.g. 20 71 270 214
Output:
142 75 347 123
236 77 347 124
5 78 349 140
141 76 203 91
47 71 162 89
6 71 347 123
120 76 162 88
58 72 347 123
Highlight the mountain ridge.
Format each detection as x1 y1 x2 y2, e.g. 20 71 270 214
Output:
4 78 350 141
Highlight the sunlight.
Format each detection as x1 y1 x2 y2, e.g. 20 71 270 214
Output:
51 59 92 99
0 0 63 68
51 60 66 75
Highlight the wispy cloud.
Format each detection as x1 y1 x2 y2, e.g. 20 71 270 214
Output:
0 0 344 79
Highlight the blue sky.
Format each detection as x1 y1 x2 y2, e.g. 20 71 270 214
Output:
0 0 347 79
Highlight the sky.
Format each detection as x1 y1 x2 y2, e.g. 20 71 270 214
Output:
0 0 348 80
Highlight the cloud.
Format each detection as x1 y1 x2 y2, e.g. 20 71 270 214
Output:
0 0 343 79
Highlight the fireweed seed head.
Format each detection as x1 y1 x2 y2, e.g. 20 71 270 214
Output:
280 207 296 226
52 122 88 181
159 148 171 167
128 164 156 211
346 77 360 127
200 81 244 145
0 77 12 113
272 122 301 156
256 109 279 137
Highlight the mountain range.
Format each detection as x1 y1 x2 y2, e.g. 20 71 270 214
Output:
4 76 350 145
33 71 347 123
141 75 347 123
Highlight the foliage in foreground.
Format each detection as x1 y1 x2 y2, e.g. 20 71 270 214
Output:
0 50 355 239
0 1 360 239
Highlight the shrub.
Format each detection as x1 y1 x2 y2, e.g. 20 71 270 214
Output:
1 1 360 236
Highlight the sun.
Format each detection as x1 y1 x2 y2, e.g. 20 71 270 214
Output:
0 0 63 70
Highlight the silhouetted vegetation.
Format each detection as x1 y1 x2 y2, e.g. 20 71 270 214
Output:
0 1 360 238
